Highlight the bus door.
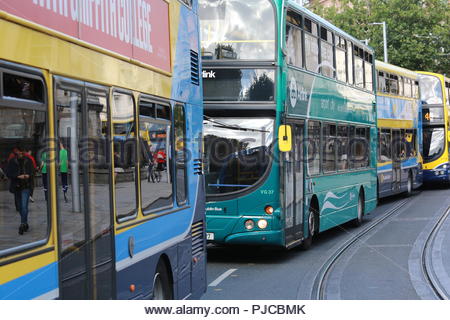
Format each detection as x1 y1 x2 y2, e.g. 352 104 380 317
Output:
392 129 402 191
284 121 304 246
55 79 115 299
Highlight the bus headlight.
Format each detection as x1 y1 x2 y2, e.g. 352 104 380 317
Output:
244 220 255 230
257 219 268 229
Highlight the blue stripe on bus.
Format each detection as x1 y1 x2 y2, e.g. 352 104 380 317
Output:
0 262 58 300
115 208 193 262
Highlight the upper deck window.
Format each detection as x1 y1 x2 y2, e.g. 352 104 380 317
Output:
199 0 275 61
419 74 443 105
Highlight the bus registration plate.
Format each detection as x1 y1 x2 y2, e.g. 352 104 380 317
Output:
206 233 214 240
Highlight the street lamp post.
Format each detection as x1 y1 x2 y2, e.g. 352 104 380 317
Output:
370 22 388 63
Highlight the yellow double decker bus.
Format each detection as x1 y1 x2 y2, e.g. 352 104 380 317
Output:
0 0 206 300
418 72 450 185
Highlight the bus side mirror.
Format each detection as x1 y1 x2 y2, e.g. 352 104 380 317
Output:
278 125 292 152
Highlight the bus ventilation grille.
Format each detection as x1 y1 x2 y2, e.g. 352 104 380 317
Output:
190 50 200 86
191 221 205 257
194 158 203 175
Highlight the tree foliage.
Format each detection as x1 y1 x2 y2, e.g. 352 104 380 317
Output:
309 0 450 75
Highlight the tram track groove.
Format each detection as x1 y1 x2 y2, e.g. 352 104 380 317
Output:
311 197 412 300
421 205 450 300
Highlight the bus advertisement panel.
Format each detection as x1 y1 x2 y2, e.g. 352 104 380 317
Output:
0 0 171 72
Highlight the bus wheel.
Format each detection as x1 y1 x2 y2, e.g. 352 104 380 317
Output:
152 261 173 300
405 172 413 197
300 205 317 250
352 191 364 227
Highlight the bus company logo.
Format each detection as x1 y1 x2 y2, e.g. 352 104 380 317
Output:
206 207 222 212
202 70 216 79
289 77 308 108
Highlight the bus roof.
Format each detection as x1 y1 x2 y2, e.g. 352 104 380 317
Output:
287 1 374 53
376 60 418 80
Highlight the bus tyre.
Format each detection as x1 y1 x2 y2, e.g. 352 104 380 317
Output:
352 192 364 227
300 207 317 250
152 261 173 300
405 172 413 197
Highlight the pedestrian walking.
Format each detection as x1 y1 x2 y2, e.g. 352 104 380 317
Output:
59 141 69 203
6 145 34 235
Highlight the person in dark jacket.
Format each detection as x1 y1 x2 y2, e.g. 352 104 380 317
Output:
6 145 34 235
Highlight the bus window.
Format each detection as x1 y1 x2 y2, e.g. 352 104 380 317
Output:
304 18 319 73
379 129 392 162
174 105 187 205
347 41 354 85
398 76 404 96
404 78 412 97
323 123 336 172
55 87 87 252
423 127 445 162
139 100 173 213
320 27 334 78
286 10 303 68
112 92 137 221
364 52 373 91
352 127 369 168
354 47 364 88
307 121 321 175
389 74 398 95
203 116 274 195
0 104 48 253
3 72 44 103
199 0 275 60
377 71 386 92
336 37 346 82
405 129 416 158
337 125 348 170
445 82 450 106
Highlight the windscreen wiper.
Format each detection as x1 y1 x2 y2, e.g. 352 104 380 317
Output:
203 115 269 133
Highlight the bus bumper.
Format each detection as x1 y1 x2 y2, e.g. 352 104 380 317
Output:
224 230 283 246
206 215 284 246
423 167 450 183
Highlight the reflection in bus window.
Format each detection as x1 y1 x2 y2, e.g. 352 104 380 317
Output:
199 0 275 60
3 73 44 102
337 125 348 170
139 101 173 213
423 127 444 162
112 93 137 220
0 106 47 253
204 117 274 196
307 121 320 175
56 88 85 252
323 124 336 172
175 105 187 204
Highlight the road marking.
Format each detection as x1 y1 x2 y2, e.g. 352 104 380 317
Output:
209 269 237 287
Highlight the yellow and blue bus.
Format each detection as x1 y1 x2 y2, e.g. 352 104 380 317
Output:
199 0 377 249
418 72 450 184
375 61 422 197
0 0 206 299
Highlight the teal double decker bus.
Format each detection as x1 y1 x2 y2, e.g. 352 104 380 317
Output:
199 0 377 249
